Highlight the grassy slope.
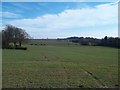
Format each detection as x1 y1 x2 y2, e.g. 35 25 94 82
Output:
2 45 118 88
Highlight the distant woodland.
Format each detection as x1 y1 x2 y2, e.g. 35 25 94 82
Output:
1 25 120 49
63 36 120 48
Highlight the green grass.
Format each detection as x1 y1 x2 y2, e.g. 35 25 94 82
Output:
2 45 118 88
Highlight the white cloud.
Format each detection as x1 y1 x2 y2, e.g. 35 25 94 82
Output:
0 12 21 18
5 2 118 38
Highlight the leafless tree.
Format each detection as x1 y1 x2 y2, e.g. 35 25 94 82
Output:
2 25 30 48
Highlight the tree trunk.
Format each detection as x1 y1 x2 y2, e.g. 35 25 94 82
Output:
19 42 21 47
14 42 17 48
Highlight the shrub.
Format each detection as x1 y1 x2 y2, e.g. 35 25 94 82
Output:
15 47 27 50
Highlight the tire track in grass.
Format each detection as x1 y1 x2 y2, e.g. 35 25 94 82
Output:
43 55 69 87
80 67 108 88
62 63 85 88
60 61 71 88
40 54 107 88
61 61 76 87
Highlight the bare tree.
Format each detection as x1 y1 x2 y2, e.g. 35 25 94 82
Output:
15 28 30 47
2 25 30 48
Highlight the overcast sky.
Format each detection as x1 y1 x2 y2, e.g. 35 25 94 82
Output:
1 1 118 39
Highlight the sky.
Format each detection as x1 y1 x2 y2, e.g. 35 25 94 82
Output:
1 1 118 39
2 0 119 2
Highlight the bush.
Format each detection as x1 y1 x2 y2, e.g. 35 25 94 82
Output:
15 47 27 50
3 46 27 50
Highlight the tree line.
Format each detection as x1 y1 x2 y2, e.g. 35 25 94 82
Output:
65 36 120 48
1 25 30 49
1 25 119 49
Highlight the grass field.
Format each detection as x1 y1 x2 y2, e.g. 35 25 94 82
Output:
2 44 118 88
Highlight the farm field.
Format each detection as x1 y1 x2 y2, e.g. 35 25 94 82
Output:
2 45 118 88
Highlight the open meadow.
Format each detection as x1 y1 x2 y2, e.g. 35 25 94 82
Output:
2 43 119 88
